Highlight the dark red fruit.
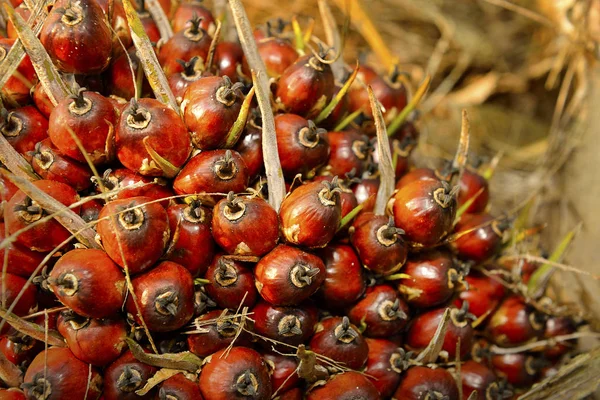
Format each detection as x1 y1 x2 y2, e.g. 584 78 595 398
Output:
104 350 158 400
172 1 215 33
487 296 546 346
364 339 409 398
406 303 475 359
0 334 43 367
107 46 153 99
254 244 325 306
0 38 37 106
316 243 365 309
116 98 191 177
22 348 102 400
252 300 317 346
187 309 250 357
461 360 512 400
279 179 342 248
48 249 126 318
263 352 300 394
458 169 490 214
166 200 215 277
348 285 409 338
0 388 26 399
173 149 249 203
0 273 37 317
398 250 463 309
97 196 169 275
31 139 93 191
350 213 408 276
326 130 372 177
543 317 576 359
1 106 48 156
256 37 298 78
0 222 45 278
393 366 459 400
204 255 258 309
167 56 207 98
56 310 128 366
40 0 112 74
306 371 380 400
158 16 212 75
491 353 542 387
159 373 203 400
454 272 505 319
47 89 117 165
96 168 174 208
274 114 330 179
126 261 195 332
5 180 80 252
199 347 272 400
212 192 279 256
214 41 245 81
275 54 335 118
453 213 508 263
349 66 407 121
390 178 457 246
310 316 368 370
234 122 264 179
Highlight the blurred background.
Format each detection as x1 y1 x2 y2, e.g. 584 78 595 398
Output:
239 0 600 338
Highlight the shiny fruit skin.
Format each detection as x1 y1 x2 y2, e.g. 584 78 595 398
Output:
326 130 371 177
254 244 325 306
460 360 503 400
316 243 365 310
454 272 505 319
125 261 195 332
187 309 250 358
491 353 540 387
349 285 410 338
104 350 158 400
0 222 45 278
48 90 117 165
204 255 258 309
310 316 369 370
453 213 504 263
256 37 298 78
97 196 169 275
40 0 112 74
158 18 212 76
5 180 80 252
263 352 300 394
107 46 153 99
393 366 459 400
214 41 245 81
199 347 272 400
252 300 318 346
172 2 215 33
49 249 126 318
487 296 545 346
1 106 48 156
307 371 380 400
235 123 264 180
97 168 174 208
458 169 489 214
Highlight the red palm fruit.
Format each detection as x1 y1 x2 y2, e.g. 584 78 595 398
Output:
173 149 249 203
1 106 48 156
97 196 169 275
543 317 577 359
31 82 55 118
487 296 546 346
461 360 512 400
274 114 330 179
95 0 132 55
56 310 128 366
187 309 250 357
316 243 365 309
406 303 476 359
214 41 245 81
252 300 318 346
172 1 215 33
0 222 45 278
5 180 80 252
326 130 372 177
395 167 437 189
181 75 244 150
491 354 542 387
107 46 153 99
0 388 26 399
167 56 208 98
0 334 43 367
279 179 342 248
254 244 325 306
350 213 408 276
104 350 158 400
204 255 258 309
95 168 174 208
453 213 508 263
125 261 195 332
454 272 505 319
165 200 215 277
48 249 126 318
137 7 161 43
0 39 37 106
256 37 298 78
307 371 380 400
40 0 112 74
348 285 410 338
364 339 410 398
398 250 463 309
116 98 191 177
199 347 272 400
275 54 335 118
394 366 459 400
31 139 93 191
458 169 490 214
310 316 369 370
22 348 102 400
390 178 457 246
349 68 407 121
158 16 212 75
0 273 37 317
158 373 203 400
263 352 300 394
212 192 279 256
314 175 360 222
235 122 264 179
353 175 379 213
47 89 117 165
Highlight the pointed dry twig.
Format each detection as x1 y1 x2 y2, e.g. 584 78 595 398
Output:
415 308 450 363
369 86 394 216
144 0 173 41
125 337 203 372
318 0 344 81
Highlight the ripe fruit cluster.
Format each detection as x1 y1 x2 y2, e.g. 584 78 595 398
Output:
0 0 588 399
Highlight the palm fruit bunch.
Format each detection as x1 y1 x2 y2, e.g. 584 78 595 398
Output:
0 0 594 399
